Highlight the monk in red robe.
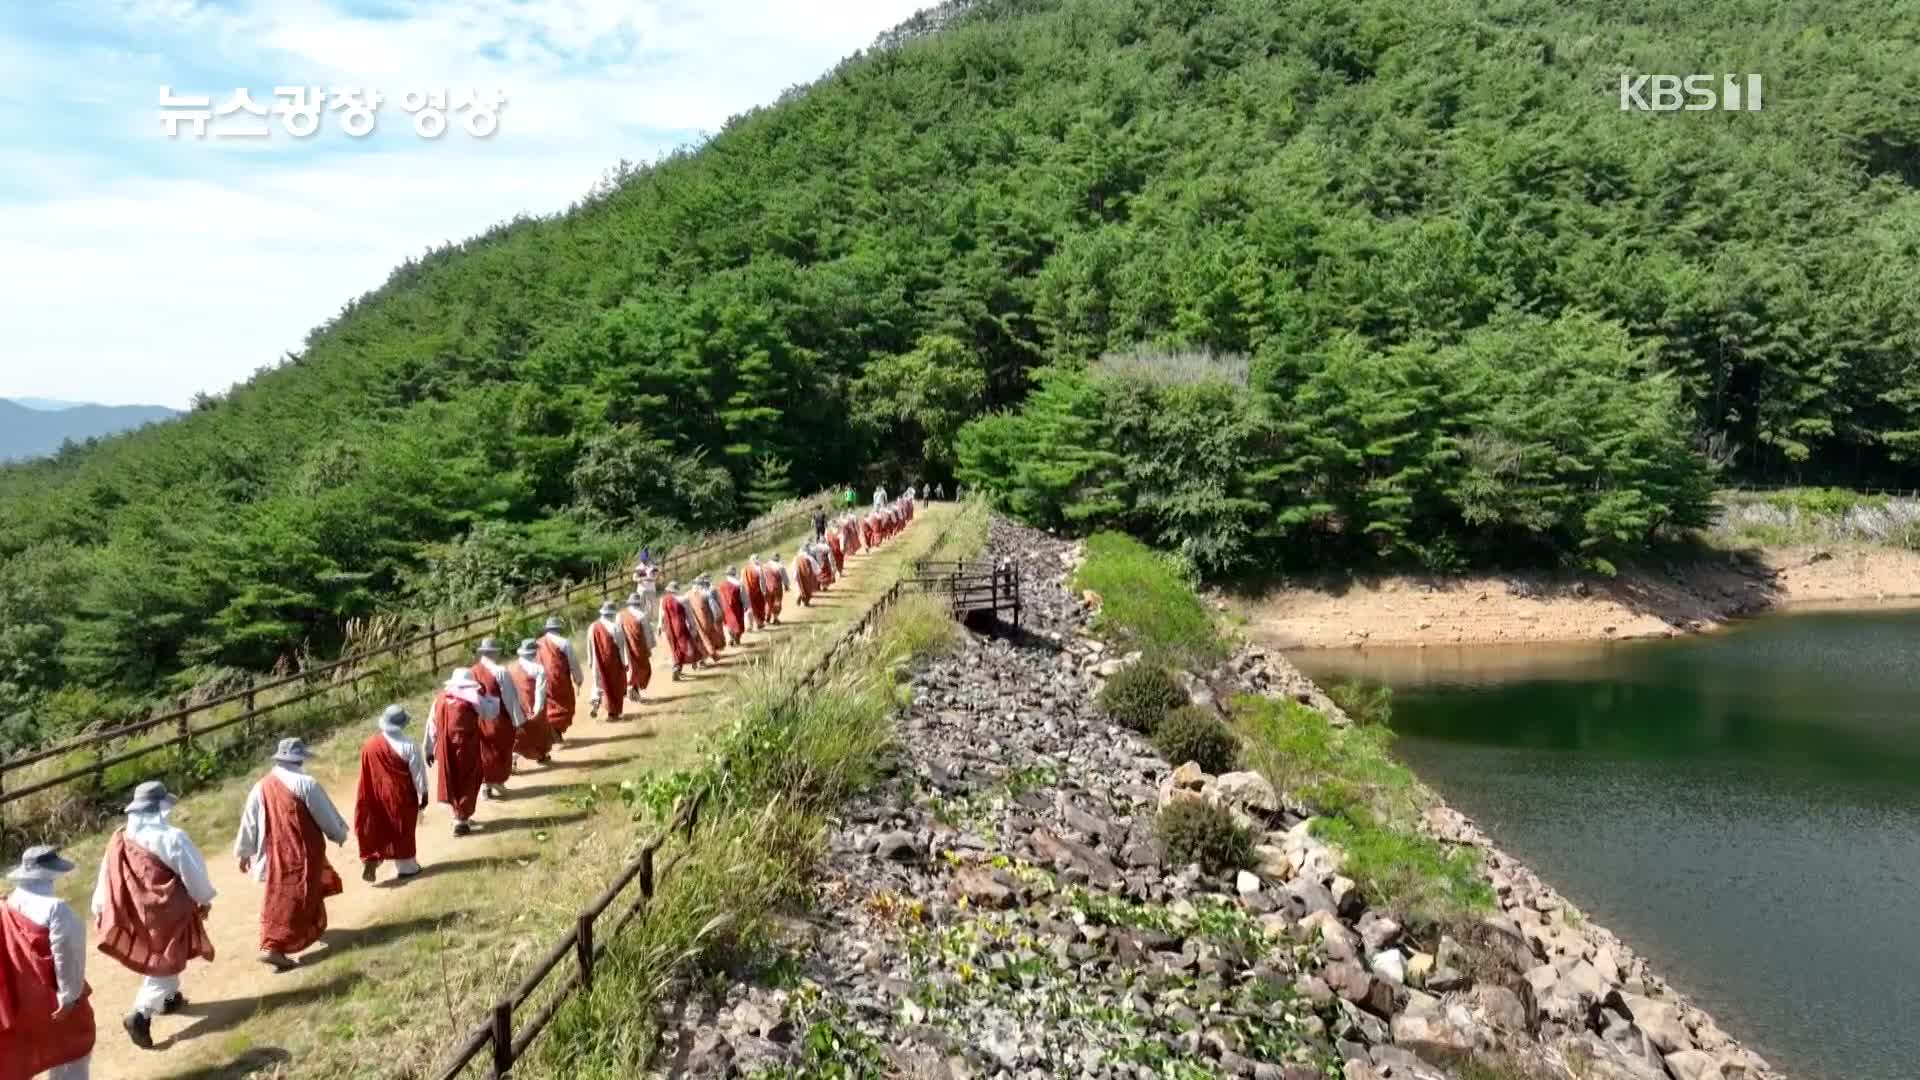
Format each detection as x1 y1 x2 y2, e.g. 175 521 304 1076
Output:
794 549 819 606
827 529 845 579
511 639 555 764
234 738 348 970
535 617 582 742
718 567 748 645
586 601 628 722
428 669 495 835
471 639 518 799
689 577 728 657
91 780 215 1048
763 557 787 624
814 542 836 589
3 846 94 1079
744 555 769 630
862 515 877 550
354 706 427 883
618 592 654 699
660 582 702 679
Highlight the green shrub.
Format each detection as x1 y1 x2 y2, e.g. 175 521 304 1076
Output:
1152 706 1239 774
1327 681 1392 727
1155 799 1254 875
1097 663 1188 733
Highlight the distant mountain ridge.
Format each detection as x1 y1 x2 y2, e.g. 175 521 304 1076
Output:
0 398 178 461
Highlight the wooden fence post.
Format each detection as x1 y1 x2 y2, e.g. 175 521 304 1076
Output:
243 687 258 746
428 620 442 676
577 914 595 991
491 1000 513 1078
177 712 193 788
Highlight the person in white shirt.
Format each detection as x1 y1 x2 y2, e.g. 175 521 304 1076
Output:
89 780 216 1049
232 738 349 970
3 845 93 1078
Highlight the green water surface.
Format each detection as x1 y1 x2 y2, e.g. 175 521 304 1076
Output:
1294 608 1920 1080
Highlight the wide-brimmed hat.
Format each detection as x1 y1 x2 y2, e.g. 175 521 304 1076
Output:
516 638 538 658
272 737 315 765
380 704 410 729
477 637 502 655
599 601 617 616
446 667 479 690
124 780 176 815
7 846 75 882
543 616 565 632
726 565 738 576
626 592 644 605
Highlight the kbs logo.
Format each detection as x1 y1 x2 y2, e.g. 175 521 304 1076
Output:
1619 74 1764 112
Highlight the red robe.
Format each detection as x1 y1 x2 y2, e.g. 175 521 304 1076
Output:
589 620 626 720
618 609 653 692
471 664 517 784
817 549 835 588
0 906 94 1080
718 579 747 641
512 664 555 762
795 557 818 605
432 691 484 820
95 831 215 979
537 636 578 734
862 520 876 549
689 588 727 655
828 532 845 577
744 566 768 628
354 735 420 863
762 565 785 619
258 774 343 954
660 594 701 667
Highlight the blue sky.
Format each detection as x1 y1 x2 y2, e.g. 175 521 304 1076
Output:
0 0 931 408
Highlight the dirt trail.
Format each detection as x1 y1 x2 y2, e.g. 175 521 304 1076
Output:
68 507 951 1079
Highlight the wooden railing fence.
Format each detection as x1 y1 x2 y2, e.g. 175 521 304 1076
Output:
0 494 837 815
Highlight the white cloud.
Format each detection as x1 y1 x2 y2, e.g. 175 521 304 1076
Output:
0 0 932 407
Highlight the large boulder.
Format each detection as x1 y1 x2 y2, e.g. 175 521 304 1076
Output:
1213 771 1281 816
1607 991 1695 1054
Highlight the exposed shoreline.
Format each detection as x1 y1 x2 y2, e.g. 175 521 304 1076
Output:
1232 543 1920 650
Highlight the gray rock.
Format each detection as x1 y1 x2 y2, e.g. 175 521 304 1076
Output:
1609 990 1695 1054
947 866 1015 909
1212 771 1280 815
875 830 921 861
1029 827 1122 887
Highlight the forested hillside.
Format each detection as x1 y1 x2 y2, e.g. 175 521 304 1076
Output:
4 0 1918 744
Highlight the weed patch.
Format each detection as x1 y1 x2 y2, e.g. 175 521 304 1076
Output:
1073 532 1226 667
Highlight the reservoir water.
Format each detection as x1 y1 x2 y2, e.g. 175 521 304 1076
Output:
1291 608 1920 1080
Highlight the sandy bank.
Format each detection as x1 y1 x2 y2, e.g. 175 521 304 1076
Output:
1234 543 1920 649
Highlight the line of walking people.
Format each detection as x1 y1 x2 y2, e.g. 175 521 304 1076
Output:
0 490 918 1077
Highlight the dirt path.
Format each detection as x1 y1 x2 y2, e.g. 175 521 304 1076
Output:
66 507 952 1079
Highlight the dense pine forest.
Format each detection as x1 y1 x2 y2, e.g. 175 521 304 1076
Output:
3 0 1918 745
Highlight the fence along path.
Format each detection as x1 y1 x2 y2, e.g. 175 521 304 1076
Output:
0 493 836 820
75 501 951 1080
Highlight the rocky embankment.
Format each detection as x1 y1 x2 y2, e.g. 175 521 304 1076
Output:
654 518 1781 1080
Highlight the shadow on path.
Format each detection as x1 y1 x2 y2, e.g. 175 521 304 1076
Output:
156 970 369 1052
293 913 455 969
